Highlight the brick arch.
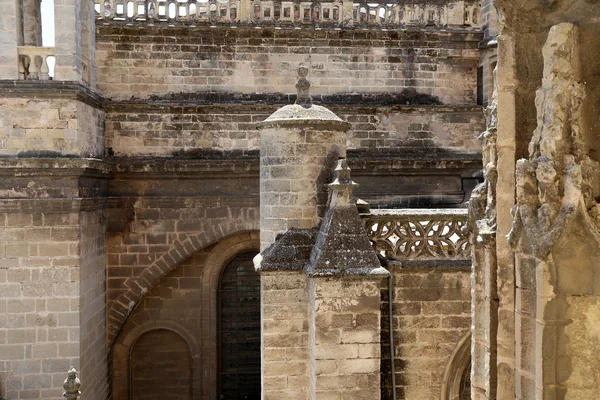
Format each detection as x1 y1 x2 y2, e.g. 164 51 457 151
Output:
107 219 259 346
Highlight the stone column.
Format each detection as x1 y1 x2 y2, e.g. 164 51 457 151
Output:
22 0 42 46
0 0 20 79
507 23 600 399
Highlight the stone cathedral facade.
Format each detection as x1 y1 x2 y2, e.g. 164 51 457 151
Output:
0 0 599 399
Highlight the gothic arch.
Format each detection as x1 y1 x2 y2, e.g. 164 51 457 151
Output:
112 320 201 400
440 332 471 400
107 219 258 346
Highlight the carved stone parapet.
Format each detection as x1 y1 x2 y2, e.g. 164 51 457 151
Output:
94 0 483 29
363 208 471 262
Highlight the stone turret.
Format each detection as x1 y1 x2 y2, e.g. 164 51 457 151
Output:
258 64 350 251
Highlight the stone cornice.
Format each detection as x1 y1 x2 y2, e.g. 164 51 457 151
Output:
0 80 106 110
0 158 112 178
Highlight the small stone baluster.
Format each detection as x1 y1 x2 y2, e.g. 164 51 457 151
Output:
63 367 81 400
18 56 27 80
40 55 50 80
28 56 39 80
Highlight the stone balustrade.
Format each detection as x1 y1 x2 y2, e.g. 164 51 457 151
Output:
363 208 471 263
94 0 482 28
17 46 55 80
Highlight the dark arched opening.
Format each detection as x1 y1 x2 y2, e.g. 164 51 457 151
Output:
130 329 192 400
218 251 261 399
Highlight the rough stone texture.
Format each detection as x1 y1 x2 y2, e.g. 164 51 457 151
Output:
380 265 472 400
261 271 310 400
309 277 383 400
103 104 484 157
259 124 346 250
95 26 481 105
0 0 20 80
0 98 105 158
468 66 498 400
0 158 109 400
111 232 259 399
505 22 600 399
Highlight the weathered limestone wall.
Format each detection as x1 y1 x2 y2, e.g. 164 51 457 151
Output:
78 209 108 399
21 0 42 46
104 104 484 157
0 0 20 79
104 159 260 345
53 0 86 82
0 98 105 158
96 26 481 105
309 277 382 399
261 271 310 399
0 161 109 400
478 1 600 396
260 125 345 249
381 267 471 399
0 207 83 399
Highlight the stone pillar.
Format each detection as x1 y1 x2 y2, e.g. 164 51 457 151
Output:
258 65 350 251
469 67 498 400
52 0 95 84
22 0 42 46
0 0 20 79
507 23 600 399
306 159 389 399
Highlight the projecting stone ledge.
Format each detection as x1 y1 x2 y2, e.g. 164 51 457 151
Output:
254 228 315 272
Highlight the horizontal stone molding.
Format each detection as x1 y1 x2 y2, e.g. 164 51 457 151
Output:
0 80 106 110
0 198 108 213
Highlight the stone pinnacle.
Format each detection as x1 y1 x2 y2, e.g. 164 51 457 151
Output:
295 64 312 108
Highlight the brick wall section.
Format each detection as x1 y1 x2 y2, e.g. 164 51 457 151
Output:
112 248 209 399
96 26 481 105
0 208 83 400
0 98 105 158
105 105 484 156
381 267 471 400
78 210 108 400
130 330 192 400
112 233 259 399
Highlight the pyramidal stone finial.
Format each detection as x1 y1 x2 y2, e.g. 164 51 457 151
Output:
295 64 312 108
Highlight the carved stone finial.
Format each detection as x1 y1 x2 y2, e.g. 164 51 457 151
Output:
63 367 81 400
328 158 359 206
295 64 312 108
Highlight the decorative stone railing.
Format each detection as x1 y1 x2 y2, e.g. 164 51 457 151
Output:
363 209 470 264
94 0 482 28
17 46 55 80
